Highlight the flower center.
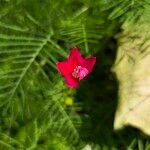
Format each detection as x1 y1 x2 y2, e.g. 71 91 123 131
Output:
72 66 89 80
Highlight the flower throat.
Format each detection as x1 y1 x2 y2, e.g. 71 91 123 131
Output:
72 66 89 80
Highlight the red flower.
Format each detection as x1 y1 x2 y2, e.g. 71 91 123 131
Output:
56 47 96 88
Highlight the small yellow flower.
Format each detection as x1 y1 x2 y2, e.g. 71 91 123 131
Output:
64 97 73 106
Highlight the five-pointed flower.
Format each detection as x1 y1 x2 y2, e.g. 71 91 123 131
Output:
56 47 96 88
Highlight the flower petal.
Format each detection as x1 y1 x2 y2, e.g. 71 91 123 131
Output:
56 61 72 76
65 75 79 88
56 47 96 88
68 47 84 67
82 57 96 74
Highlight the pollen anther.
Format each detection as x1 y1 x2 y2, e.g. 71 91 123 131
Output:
72 66 88 80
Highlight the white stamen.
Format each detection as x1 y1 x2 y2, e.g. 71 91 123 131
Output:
72 66 89 79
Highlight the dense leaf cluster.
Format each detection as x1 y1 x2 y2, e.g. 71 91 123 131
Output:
0 0 150 149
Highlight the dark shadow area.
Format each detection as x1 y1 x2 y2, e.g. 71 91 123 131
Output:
75 38 143 149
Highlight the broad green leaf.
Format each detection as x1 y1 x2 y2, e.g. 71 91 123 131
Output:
113 10 150 135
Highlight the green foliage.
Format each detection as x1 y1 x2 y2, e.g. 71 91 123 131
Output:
0 0 111 149
0 0 150 149
0 0 83 149
103 0 150 24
